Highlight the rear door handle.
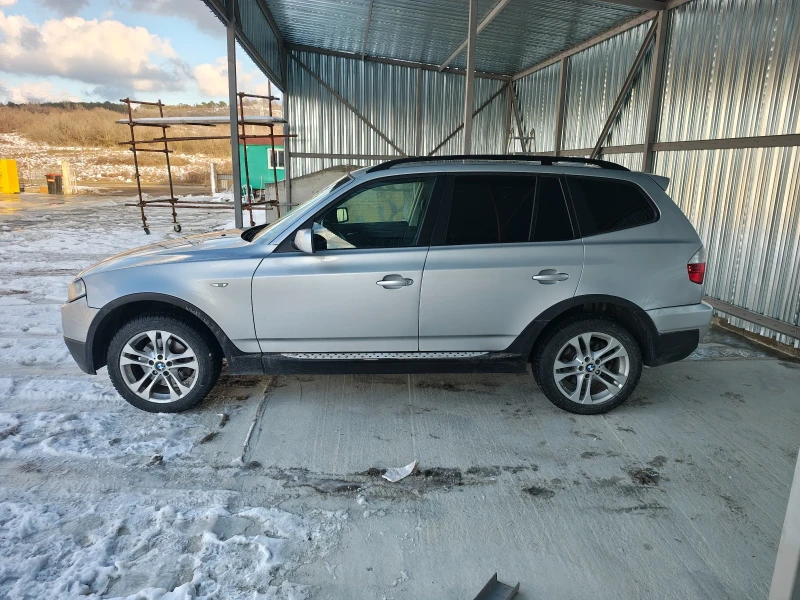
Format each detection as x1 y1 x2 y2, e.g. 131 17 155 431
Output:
377 274 414 289
532 269 570 284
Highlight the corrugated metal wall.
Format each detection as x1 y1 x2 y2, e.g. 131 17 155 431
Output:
287 51 507 176
238 0 283 81
286 0 800 346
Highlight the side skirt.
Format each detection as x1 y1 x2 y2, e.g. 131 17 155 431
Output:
261 352 528 375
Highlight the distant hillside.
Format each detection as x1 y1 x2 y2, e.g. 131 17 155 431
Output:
0 100 280 157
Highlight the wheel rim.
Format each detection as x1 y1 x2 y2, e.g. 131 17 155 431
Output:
119 330 199 403
552 332 630 405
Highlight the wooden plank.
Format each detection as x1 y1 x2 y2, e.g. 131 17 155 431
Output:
704 297 800 340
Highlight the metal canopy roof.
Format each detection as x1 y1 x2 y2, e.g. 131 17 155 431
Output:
270 0 647 76
201 0 668 83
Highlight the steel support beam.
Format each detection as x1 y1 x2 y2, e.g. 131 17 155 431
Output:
596 0 667 9
281 50 293 207
462 0 478 154
360 0 374 60
590 18 658 159
510 82 527 153
541 133 800 157
415 68 423 155
553 58 568 156
286 43 509 81
770 448 800 600
503 84 512 152
642 10 668 172
290 53 406 156
226 0 243 229
438 0 511 71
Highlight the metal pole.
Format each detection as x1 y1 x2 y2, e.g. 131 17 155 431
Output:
267 81 280 218
503 84 512 152
227 0 243 229
554 58 568 156
282 48 293 208
642 10 668 173
770 448 800 600
415 68 423 156
462 0 478 155
510 82 527 154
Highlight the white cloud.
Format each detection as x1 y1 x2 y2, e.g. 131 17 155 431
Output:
0 12 191 98
0 81 79 103
112 0 222 35
194 57 271 98
0 0 17 7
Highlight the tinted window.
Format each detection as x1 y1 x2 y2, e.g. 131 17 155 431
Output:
445 175 574 245
312 177 435 250
446 175 536 245
567 177 657 236
532 177 574 242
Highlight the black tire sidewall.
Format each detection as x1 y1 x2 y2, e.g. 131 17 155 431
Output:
107 314 221 413
533 316 642 415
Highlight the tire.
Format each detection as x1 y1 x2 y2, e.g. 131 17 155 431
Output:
532 315 642 415
107 313 222 413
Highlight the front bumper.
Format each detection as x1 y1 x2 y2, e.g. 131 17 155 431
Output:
61 296 100 374
64 337 93 374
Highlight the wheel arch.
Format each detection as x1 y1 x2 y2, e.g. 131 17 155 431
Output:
87 293 236 372
508 294 660 366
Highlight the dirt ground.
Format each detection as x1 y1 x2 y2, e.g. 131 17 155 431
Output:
1 189 798 599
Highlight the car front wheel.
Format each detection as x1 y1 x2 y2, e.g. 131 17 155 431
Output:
107 314 221 413
532 316 642 415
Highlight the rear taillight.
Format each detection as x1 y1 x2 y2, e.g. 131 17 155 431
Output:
687 247 706 285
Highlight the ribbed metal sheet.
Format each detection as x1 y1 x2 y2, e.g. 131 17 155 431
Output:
513 62 560 154
264 0 644 76
288 51 505 176
659 0 800 142
265 0 368 55
238 0 283 81
452 0 644 75
561 21 652 151
655 148 800 348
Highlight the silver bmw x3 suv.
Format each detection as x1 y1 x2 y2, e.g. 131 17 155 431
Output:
62 156 712 415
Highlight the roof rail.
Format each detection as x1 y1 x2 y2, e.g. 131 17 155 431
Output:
366 154 629 173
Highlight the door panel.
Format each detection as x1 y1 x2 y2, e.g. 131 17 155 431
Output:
419 243 583 351
253 248 426 352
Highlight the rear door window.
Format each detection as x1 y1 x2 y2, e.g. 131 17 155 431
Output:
444 175 574 245
567 177 657 237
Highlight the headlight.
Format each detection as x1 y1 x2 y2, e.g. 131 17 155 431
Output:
67 278 86 302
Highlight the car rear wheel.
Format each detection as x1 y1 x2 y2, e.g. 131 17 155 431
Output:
107 314 221 413
532 316 642 415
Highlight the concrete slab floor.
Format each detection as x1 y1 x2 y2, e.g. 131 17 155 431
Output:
235 332 800 600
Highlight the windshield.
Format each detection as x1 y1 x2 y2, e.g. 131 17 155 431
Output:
251 174 353 243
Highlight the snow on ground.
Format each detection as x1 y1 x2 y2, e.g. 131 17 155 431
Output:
0 192 342 599
0 490 343 600
0 133 215 185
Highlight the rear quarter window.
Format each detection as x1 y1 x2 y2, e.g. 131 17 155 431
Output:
567 176 658 237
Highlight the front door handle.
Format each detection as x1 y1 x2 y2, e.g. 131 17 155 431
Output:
377 274 414 289
532 269 570 285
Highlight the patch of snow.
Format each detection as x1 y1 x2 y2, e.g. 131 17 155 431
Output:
0 490 343 600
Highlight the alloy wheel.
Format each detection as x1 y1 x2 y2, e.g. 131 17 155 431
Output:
118 330 199 403
552 331 630 404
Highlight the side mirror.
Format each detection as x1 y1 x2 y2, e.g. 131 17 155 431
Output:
336 207 349 223
293 228 315 255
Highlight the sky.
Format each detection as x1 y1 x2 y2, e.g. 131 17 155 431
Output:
0 0 276 105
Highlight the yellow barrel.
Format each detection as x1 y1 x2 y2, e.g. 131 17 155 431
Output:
0 159 20 194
